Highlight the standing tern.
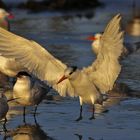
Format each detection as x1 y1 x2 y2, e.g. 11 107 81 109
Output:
0 8 14 30
0 8 14 86
0 92 8 131
0 93 9 121
0 14 123 120
13 71 50 122
87 25 139 58
0 92 17 131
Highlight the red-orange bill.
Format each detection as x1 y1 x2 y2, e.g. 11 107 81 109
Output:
57 75 68 84
7 13 14 19
86 36 97 41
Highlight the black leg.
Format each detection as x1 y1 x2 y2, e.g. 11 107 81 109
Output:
34 105 38 117
3 117 7 132
23 106 26 124
75 134 83 140
76 105 83 121
33 105 38 125
89 105 95 120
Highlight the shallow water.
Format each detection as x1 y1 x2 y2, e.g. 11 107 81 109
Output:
0 0 140 140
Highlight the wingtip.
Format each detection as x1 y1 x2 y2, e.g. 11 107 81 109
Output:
111 13 122 26
115 13 122 20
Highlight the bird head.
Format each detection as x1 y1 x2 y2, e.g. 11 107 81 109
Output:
57 66 77 84
0 8 14 20
16 71 31 79
0 93 4 98
87 33 102 54
0 93 7 101
87 33 102 41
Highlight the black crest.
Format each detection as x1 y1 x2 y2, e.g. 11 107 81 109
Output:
16 71 31 77
71 66 77 72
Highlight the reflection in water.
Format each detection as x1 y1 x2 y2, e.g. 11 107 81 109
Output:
4 123 55 140
93 83 132 114
75 134 95 140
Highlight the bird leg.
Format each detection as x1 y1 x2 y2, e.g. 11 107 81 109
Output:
89 105 95 120
74 134 83 140
23 106 26 124
3 117 7 132
33 105 38 125
34 105 38 117
76 97 83 121
76 105 83 121
34 117 39 126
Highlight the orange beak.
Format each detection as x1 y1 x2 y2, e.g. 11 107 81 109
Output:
57 75 68 84
86 36 97 41
7 13 14 19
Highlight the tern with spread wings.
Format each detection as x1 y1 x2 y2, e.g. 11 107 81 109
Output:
0 14 123 121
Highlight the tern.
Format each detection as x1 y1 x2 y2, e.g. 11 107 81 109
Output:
87 29 139 59
0 8 14 30
0 93 9 121
6 123 54 140
0 14 123 120
0 92 17 130
0 8 14 86
13 71 50 122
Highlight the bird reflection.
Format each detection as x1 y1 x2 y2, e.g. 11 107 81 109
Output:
92 82 131 114
4 123 55 140
75 134 95 140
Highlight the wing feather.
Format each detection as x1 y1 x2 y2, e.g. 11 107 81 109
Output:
84 14 124 93
0 28 75 97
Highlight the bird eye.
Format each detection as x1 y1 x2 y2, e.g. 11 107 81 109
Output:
69 72 73 75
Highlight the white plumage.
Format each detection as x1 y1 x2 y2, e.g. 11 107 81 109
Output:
0 14 123 120
13 72 50 122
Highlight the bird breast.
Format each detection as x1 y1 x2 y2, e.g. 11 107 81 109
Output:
92 40 101 54
13 78 32 105
70 71 100 104
0 18 8 30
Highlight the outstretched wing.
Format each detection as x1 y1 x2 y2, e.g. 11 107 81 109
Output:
84 14 124 93
0 28 75 97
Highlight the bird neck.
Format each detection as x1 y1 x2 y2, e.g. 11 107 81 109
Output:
0 94 7 102
14 77 31 91
69 70 79 81
92 40 101 54
0 18 9 30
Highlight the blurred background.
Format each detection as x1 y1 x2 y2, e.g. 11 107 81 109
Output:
0 0 140 140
